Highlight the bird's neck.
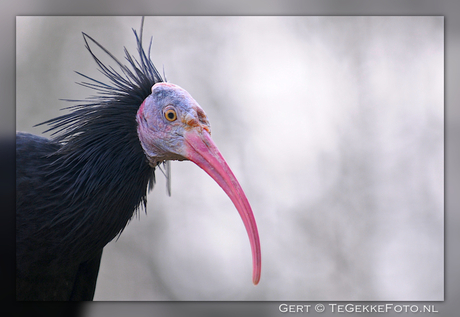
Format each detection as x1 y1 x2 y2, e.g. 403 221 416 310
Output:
49 127 154 260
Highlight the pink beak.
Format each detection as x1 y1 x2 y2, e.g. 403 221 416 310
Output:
183 129 261 285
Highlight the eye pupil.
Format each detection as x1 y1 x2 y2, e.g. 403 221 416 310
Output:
167 112 175 119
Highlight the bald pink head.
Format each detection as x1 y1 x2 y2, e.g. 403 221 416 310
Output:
136 82 261 285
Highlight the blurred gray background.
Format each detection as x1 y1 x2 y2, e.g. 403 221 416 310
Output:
16 16 443 301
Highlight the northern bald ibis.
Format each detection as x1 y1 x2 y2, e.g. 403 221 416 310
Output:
16 20 261 301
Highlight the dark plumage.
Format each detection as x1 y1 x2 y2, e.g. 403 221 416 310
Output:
16 28 159 301
16 21 261 301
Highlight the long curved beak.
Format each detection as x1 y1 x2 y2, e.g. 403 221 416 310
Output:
183 129 261 285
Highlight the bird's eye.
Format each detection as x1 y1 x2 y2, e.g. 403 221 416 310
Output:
164 107 177 122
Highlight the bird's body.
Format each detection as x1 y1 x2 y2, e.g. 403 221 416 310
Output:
16 129 152 300
16 21 260 301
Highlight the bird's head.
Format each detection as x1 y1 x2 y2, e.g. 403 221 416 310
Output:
136 82 211 163
136 82 261 285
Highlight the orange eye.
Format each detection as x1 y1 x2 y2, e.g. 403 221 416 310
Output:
164 107 177 122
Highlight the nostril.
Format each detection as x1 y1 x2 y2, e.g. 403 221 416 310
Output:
196 109 206 122
196 109 211 130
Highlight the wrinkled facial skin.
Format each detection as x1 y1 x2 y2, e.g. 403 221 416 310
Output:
136 82 211 165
